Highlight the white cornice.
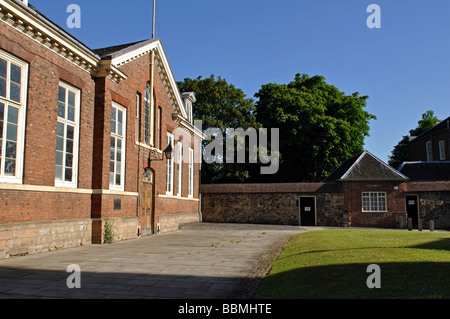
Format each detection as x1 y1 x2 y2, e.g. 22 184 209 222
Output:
0 0 125 82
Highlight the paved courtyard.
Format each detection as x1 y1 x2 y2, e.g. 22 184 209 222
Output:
0 223 316 299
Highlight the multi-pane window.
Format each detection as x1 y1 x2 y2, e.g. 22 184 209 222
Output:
144 84 154 146
176 142 182 197
55 83 80 187
135 93 141 143
156 107 162 150
110 103 126 190
362 192 387 212
0 51 28 183
166 132 174 195
188 147 194 198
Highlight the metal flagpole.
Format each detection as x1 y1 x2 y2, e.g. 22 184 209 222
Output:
152 0 156 39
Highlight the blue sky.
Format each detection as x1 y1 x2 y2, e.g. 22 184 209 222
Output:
33 0 450 163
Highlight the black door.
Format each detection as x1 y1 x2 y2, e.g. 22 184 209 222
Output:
300 197 316 226
406 195 419 226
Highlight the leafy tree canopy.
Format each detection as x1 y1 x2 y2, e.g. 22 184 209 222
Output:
177 75 261 183
253 74 376 182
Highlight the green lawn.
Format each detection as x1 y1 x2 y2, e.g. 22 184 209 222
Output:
254 229 450 299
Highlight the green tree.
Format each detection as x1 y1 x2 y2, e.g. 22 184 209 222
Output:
388 110 441 169
177 75 261 183
252 74 376 183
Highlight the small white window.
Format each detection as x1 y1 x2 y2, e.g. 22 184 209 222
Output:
0 50 28 184
439 140 446 160
362 192 387 212
188 147 194 198
166 132 174 195
55 82 81 188
426 141 433 161
110 102 127 190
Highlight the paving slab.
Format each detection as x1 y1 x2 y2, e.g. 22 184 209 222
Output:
0 223 316 299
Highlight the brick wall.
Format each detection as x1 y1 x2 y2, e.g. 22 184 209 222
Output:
0 21 95 223
201 182 450 230
409 130 450 161
343 181 405 228
201 183 347 227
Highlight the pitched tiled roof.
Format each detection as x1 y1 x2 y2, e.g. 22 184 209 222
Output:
398 161 450 181
324 151 409 182
94 39 158 59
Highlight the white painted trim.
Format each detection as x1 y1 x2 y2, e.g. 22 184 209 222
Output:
157 194 199 202
1 0 99 72
54 81 81 189
188 147 194 198
0 49 28 184
165 132 174 195
361 192 387 213
176 142 182 197
110 102 127 192
110 40 188 120
0 183 138 196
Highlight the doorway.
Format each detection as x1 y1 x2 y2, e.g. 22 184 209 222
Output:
405 195 419 227
299 196 316 226
142 169 155 235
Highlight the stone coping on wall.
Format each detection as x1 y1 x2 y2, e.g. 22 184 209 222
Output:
402 181 450 192
201 181 450 194
201 183 341 194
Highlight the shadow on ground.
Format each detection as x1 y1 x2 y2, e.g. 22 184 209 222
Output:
0 266 260 299
254 262 450 299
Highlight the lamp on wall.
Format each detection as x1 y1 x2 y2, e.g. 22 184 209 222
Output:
145 144 173 171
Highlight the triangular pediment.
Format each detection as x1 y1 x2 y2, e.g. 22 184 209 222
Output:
95 39 188 120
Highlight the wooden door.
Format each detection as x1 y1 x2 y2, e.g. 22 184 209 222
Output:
142 169 154 235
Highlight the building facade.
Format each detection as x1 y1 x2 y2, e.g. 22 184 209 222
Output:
409 116 450 162
202 151 450 230
0 0 202 259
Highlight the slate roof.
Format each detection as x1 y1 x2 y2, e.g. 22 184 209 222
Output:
94 39 159 59
397 161 450 181
324 150 409 182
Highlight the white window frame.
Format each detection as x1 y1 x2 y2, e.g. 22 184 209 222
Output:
362 192 387 213
144 83 155 146
439 140 446 160
188 147 194 198
135 93 140 144
176 142 182 197
426 141 433 161
110 102 127 191
55 82 81 188
0 50 28 184
166 132 174 195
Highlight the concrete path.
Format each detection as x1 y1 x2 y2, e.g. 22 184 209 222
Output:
0 223 316 299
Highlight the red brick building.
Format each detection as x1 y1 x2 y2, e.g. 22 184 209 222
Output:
409 116 450 162
0 0 203 259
